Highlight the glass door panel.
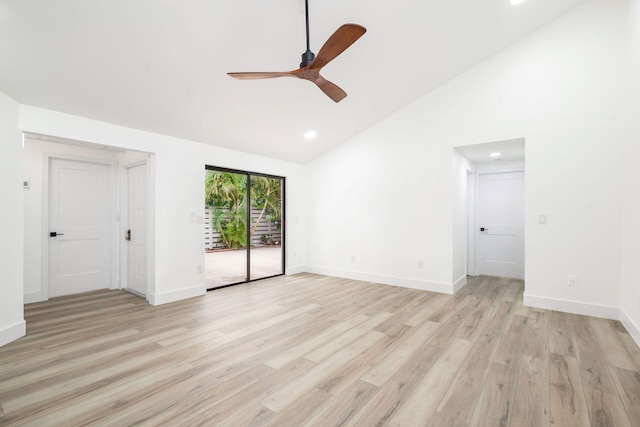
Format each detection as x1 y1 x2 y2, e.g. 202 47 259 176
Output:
249 175 284 281
205 170 248 289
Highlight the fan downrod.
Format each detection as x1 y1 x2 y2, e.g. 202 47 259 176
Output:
300 0 315 67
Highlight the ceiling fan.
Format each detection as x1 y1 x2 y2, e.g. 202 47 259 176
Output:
227 0 366 103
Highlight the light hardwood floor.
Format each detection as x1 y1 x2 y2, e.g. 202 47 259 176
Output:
1 274 639 426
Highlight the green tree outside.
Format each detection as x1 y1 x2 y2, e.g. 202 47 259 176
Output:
205 171 281 249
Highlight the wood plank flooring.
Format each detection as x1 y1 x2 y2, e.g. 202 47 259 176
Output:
1 274 639 426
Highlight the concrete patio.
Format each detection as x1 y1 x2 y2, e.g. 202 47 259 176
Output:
205 246 283 289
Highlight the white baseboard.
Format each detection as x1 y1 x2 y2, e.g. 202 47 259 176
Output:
24 291 45 304
523 293 619 320
0 320 26 347
285 265 306 275
304 265 455 294
620 309 640 348
148 284 205 306
452 275 468 293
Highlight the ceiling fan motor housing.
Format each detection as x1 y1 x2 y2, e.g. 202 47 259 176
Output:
300 49 316 68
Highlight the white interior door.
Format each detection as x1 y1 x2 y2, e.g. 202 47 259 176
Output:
476 171 525 279
49 159 111 297
126 163 147 296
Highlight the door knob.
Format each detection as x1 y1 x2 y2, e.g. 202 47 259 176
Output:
49 232 64 237
126 229 131 241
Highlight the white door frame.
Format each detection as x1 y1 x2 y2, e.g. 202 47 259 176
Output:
467 170 477 276
119 157 153 299
41 154 118 300
470 166 525 278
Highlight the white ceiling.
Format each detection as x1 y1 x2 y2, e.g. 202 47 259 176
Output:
456 138 525 165
0 0 587 163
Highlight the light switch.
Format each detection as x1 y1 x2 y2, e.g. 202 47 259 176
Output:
538 215 547 225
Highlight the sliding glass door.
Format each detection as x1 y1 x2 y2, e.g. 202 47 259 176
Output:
249 175 284 281
204 166 284 290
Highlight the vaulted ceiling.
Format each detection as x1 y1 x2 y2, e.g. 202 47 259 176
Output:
0 0 587 163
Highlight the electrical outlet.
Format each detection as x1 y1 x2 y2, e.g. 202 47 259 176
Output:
417 260 424 269
197 265 203 274
351 255 355 263
293 251 297 258
568 275 577 287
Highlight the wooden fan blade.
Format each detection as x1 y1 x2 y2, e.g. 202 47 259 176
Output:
227 71 296 80
310 24 366 70
313 76 347 103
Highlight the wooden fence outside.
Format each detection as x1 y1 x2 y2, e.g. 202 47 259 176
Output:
204 207 282 250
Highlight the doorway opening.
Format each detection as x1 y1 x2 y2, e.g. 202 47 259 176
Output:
204 166 285 290
455 138 526 282
22 132 153 303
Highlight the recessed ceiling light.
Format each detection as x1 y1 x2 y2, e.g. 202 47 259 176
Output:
490 152 502 158
304 130 317 140
511 0 526 5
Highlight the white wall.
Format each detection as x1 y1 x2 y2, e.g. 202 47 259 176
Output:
306 124 456 293
19 106 307 306
305 0 633 316
0 91 25 346
452 150 472 289
620 0 640 344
